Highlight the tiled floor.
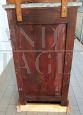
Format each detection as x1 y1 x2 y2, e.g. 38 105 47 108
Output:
0 39 83 115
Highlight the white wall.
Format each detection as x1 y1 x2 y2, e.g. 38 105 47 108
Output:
0 0 12 75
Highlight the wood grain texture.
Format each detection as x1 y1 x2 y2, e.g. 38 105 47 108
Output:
6 0 74 21
6 6 78 105
61 0 68 17
61 7 78 105
15 0 22 21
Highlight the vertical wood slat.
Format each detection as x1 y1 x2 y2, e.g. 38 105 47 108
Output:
61 7 78 105
7 10 26 104
61 0 68 17
7 0 23 21
15 0 22 21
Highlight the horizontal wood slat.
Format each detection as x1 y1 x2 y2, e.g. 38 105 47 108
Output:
7 0 68 21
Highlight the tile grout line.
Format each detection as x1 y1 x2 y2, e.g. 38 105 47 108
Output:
74 52 83 79
71 65 82 115
72 61 83 95
71 84 81 115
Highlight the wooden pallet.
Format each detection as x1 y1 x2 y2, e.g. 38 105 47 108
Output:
16 102 70 113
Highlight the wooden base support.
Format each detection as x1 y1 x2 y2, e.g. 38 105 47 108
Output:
16 102 70 113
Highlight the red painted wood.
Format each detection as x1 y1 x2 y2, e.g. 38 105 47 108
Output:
6 3 78 105
61 7 78 105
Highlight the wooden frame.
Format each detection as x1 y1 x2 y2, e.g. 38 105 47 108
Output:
61 7 78 105
7 0 68 21
6 4 78 105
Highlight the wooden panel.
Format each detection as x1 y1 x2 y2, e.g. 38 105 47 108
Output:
14 8 68 24
6 7 78 105
12 23 66 100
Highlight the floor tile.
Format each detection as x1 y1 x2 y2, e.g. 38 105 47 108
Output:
6 105 17 115
0 112 5 115
79 107 83 114
16 112 27 115
70 105 79 111
48 112 58 115
27 112 38 115
69 111 81 115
